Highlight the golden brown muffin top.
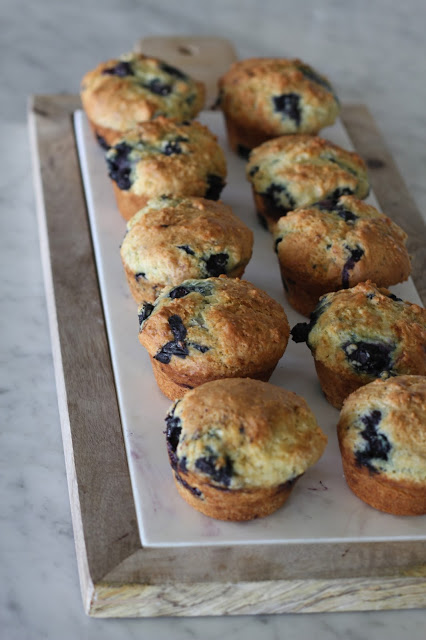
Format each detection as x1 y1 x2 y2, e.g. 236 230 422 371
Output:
121 196 253 285
105 117 227 199
338 375 426 482
165 378 327 490
291 281 426 382
81 52 205 132
274 196 410 290
246 135 369 213
139 276 289 383
218 58 339 135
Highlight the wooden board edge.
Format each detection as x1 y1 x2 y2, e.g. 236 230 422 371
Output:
28 104 96 613
28 95 141 613
88 576 426 617
29 93 426 618
341 103 426 305
134 35 238 108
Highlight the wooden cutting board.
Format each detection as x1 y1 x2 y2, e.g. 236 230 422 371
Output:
28 36 426 617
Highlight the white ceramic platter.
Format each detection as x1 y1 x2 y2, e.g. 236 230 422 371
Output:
74 110 424 548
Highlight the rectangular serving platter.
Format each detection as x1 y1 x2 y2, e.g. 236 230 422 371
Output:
75 107 424 553
28 36 426 613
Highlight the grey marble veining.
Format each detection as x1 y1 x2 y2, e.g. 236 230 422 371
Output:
1 0 425 638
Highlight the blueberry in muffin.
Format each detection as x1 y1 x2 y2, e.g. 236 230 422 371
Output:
217 58 340 155
121 196 253 305
80 52 205 146
337 375 426 515
246 135 369 230
165 378 327 520
138 276 290 400
291 281 426 408
105 117 227 220
273 196 411 316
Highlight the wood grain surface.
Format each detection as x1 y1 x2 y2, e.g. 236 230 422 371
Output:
28 41 426 616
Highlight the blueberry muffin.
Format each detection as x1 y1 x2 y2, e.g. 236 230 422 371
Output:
166 378 328 521
337 375 426 516
273 196 411 316
246 135 369 230
217 58 339 158
291 281 426 409
139 276 290 400
105 117 227 220
80 52 205 147
120 196 254 305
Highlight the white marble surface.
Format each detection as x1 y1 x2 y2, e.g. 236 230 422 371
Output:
1 0 425 638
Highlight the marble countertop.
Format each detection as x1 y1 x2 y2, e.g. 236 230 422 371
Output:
2 0 425 638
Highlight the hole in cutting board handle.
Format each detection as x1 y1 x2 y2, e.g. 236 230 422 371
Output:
177 44 199 56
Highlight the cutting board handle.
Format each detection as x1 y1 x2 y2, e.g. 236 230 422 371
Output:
134 35 237 107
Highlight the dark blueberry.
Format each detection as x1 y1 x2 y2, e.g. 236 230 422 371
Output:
189 343 210 353
274 237 283 253
205 174 225 200
154 340 189 364
355 410 391 473
331 187 353 200
159 61 188 80
203 252 228 277
195 455 233 487
106 142 133 190
291 322 311 344
102 61 134 77
135 272 146 281
262 182 296 212
343 340 394 377
146 78 172 96
165 411 182 453
178 456 188 472
387 293 403 302
237 144 251 160
169 282 213 299
96 134 110 150
249 165 259 177
177 245 195 255
163 140 183 155
336 207 358 223
168 314 187 341
342 245 364 288
169 286 191 299
326 243 332 250
314 199 335 211
138 302 154 326
298 64 333 93
272 92 301 126
291 296 331 344
367 293 376 300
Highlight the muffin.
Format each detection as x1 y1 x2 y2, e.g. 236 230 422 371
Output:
246 135 369 230
120 196 254 305
218 58 339 158
105 117 227 220
337 375 426 516
291 281 426 409
138 276 290 400
165 378 328 521
80 52 205 147
273 196 411 316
